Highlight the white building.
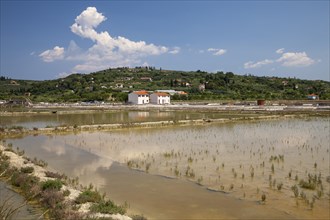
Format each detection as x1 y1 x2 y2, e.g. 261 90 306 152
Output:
150 92 170 105
128 90 150 104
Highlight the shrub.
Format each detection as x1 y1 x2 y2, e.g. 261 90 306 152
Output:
75 190 102 204
44 171 64 179
11 172 27 187
63 189 71 197
41 179 63 191
10 172 40 197
20 166 34 174
41 189 64 209
90 200 126 215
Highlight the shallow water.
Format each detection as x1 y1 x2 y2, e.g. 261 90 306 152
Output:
4 117 330 219
0 181 45 220
0 110 251 128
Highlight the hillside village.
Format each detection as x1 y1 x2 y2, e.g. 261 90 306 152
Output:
0 67 329 104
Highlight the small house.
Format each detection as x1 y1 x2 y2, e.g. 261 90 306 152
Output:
128 90 150 104
150 92 170 105
307 94 319 100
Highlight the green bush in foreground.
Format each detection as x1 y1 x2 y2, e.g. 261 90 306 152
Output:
90 200 126 215
75 190 102 204
41 179 63 191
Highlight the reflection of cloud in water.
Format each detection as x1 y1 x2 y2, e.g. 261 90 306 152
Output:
72 157 113 187
42 144 66 156
70 133 163 162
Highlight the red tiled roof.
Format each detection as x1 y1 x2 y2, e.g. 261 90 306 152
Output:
133 90 149 95
153 92 169 97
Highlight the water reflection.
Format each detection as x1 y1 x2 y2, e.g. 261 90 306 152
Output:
1 110 253 128
5 117 330 219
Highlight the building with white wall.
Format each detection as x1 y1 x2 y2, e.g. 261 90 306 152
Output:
128 90 150 104
150 92 170 105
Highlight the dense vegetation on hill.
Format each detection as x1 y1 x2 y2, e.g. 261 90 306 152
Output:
1 67 329 103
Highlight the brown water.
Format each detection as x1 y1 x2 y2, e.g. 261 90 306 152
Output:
0 110 253 128
4 117 330 219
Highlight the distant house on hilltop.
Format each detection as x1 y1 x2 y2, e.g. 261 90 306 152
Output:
128 90 150 104
307 94 319 100
150 92 170 105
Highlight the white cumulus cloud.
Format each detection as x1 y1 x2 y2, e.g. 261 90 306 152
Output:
74 6 106 29
276 48 285 54
207 48 227 56
169 47 180 54
244 50 316 69
277 52 315 67
244 59 274 69
39 46 65 62
40 7 174 72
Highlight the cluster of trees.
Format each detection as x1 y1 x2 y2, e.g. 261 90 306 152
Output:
1 67 329 103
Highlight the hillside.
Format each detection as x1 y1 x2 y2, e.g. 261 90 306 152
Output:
1 68 329 103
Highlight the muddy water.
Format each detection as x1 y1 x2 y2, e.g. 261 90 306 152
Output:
0 110 252 128
101 164 293 219
4 117 330 219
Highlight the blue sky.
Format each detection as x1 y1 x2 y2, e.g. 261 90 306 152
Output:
1 0 329 81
